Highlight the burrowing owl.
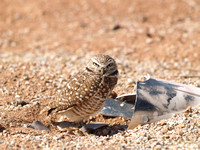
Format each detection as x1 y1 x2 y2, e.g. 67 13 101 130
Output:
45 54 118 122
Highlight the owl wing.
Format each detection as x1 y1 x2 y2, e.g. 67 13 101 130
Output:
47 70 102 115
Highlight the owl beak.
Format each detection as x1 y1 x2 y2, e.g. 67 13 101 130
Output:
100 67 106 75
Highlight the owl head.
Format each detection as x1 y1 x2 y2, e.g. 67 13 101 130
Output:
86 54 118 77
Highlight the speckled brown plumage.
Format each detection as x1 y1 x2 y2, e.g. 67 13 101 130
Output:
44 54 118 122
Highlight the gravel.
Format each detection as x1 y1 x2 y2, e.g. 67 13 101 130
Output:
0 51 200 149
1 0 200 149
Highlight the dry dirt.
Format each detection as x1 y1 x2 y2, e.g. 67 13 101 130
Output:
0 0 200 149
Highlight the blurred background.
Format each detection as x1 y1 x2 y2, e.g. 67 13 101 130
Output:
1 0 200 62
1 1 200 149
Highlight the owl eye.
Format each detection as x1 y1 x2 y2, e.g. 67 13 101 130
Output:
93 62 99 67
107 63 113 68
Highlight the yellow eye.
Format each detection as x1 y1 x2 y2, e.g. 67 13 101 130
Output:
93 62 99 67
108 63 113 67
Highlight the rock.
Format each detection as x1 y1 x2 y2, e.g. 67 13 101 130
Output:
12 99 29 107
112 24 121 31
28 121 51 132
57 121 76 130
80 122 107 132
102 128 109 136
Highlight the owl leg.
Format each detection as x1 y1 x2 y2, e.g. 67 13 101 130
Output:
49 120 58 131
75 121 86 128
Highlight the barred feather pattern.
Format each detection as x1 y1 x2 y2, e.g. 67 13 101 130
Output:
45 54 118 122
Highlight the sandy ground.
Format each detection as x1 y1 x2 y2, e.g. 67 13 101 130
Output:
0 0 200 149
